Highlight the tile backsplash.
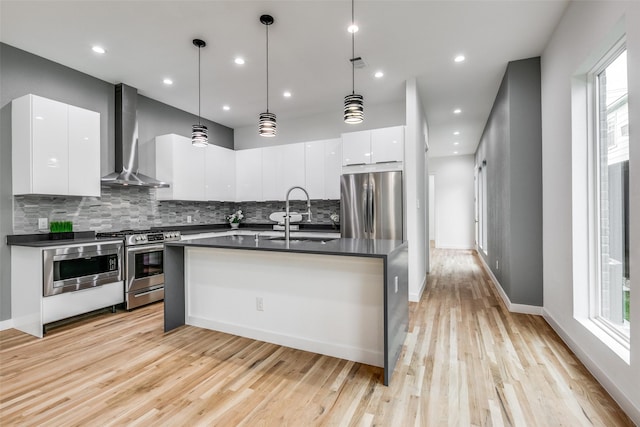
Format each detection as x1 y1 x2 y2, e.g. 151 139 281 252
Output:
13 186 340 234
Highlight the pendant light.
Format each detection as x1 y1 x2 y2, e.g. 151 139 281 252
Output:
259 14 276 137
192 39 208 147
344 0 364 124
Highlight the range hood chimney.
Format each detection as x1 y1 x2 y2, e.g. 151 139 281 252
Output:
101 83 169 188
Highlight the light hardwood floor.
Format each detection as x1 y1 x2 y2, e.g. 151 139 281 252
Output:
0 249 633 426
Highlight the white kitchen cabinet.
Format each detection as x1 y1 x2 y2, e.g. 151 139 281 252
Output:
341 130 371 166
323 138 342 199
68 105 101 196
304 141 325 199
261 144 305 201
371 126 404 163
12 94 100 196
205 144 236 201
341 126 404 166
304 138 342 200
155 134 206 201
235 149 263 202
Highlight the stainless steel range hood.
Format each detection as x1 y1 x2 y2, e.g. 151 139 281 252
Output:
101 83 169 188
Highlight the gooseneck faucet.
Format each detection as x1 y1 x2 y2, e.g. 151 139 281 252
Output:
285 186 312 241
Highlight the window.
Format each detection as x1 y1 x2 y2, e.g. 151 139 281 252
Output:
590 46 630 341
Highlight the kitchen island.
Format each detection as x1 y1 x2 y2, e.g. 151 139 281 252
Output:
164 234 408 385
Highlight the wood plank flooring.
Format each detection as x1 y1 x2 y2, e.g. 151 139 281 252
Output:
0 249 633 426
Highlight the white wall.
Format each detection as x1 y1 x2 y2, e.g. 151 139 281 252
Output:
234 100 405 149
405 78 429 302
428 175 435 240
428 155 475 250
541 1 640 423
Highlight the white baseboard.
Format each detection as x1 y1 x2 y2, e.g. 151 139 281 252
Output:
0 318 14 331
435 244 475 250
477 255 543 316
187 316 384 368
543 310 640 425
409 275 427 302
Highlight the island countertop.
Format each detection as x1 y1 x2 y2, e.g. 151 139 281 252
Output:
167 235 407 258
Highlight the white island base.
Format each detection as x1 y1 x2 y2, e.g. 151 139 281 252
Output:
185 247 385 367
164 236 408 385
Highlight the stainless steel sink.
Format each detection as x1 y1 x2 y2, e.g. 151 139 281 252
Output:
268 236 338 244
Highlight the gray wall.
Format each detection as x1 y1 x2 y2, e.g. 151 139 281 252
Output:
0 43 233 321
475 57 543 306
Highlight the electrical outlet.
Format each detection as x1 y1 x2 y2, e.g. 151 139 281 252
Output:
256 297 264 311
38 218 48 230
394 276 398 293
187 215 192 223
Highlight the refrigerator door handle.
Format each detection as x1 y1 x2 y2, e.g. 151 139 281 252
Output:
363 183 369 233
369 187 375 235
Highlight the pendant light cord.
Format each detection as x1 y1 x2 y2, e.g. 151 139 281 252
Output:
198 44 202 125
351 0 355 95
266 23 270 112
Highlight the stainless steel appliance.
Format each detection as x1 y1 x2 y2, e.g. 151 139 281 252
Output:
97 230 181 309
43 242 123 296
340 171 403 240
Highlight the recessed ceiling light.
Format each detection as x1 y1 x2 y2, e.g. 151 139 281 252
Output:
453 151 459 154
234 57 245 65
454 55 465 63
453 131 460 135
453 142 459 145
163 78 173 85
223 105 230 111
283 91 292 98
92 46 106 54
374 71 384 78
453 108 462 114
347 23 359 33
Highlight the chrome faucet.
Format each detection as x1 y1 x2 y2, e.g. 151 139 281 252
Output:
285 186 312 241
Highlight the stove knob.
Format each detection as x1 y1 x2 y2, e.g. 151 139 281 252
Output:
135 236 142 241
142 235 147 240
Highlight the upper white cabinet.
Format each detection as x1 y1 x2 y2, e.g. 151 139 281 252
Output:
262 144 306 201
12 94 100 197
205 144 236 201
342 126 404 166
323 138 342 199
235 149 263 202
68 105 101 197
155 134 206 201
371 126 404 163
304 138 342 200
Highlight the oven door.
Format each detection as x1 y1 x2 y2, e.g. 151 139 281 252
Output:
43 243 123 296
126 244 165 293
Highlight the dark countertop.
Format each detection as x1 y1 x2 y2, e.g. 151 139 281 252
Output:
152 222 338 235
167 235 406 258
6 236 123 248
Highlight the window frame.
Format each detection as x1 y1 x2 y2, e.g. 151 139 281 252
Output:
586 37 630 348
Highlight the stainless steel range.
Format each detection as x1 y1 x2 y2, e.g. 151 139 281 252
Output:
97 230 181 309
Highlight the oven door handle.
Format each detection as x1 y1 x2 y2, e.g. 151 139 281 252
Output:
126 244 165 253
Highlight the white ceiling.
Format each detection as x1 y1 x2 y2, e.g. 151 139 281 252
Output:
0 0 568 157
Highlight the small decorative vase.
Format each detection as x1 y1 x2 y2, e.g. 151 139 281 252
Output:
230 222 239 229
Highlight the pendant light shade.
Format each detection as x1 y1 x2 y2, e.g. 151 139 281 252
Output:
259 14 276 137
344 0 363 124
192 39 208 147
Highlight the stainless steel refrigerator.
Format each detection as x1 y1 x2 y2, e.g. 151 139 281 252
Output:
340 171 403 240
